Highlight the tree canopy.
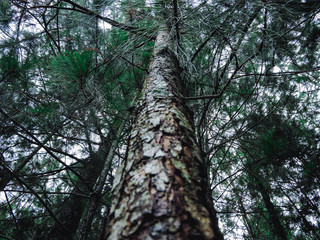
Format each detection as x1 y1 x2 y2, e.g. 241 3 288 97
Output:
0 0 319 239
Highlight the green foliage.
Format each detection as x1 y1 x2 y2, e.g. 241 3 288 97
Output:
50 50 93 88
0 0 12 27
0 54 20 80
27 102 58 116
261 128 288 162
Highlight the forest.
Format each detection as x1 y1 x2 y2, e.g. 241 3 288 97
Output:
0 0 319 239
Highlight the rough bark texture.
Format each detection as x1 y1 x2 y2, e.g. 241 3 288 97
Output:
104 28 223 240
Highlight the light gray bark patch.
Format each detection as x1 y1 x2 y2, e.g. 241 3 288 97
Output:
138 191 153 214
140 131 155 143
129 168 147 187
108 219 129 240
125 158 134 172
130 211 142 225
153 171 169 191
114 202 127 219
173 143 182 152
154 149 166 158
148 115 161 127
127 150 135 160
130 130 139 139
111 161 125 192
145 160 162 175
143 145 161 158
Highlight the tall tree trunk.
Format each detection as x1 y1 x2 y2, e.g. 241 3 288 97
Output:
45 144 107 240
234 189 257 239
103 27 223 240
250 172 288 240
77 118 127 240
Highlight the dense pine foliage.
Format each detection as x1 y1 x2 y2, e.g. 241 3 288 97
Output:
0 0 319 239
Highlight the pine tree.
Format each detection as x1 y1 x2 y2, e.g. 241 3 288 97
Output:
1 0 319 239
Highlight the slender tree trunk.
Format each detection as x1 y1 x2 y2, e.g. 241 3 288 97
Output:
76 118 127 240
234 191 257 239
103 27 223 240
251 173 288 240
46 145 107 240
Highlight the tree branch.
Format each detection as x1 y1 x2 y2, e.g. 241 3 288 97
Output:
62 0 143 34
172 0 181 47
2 163 73 238
0 109 88 188
107 43 148 72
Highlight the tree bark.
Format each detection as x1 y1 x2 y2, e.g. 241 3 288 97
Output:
103 27 223 240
